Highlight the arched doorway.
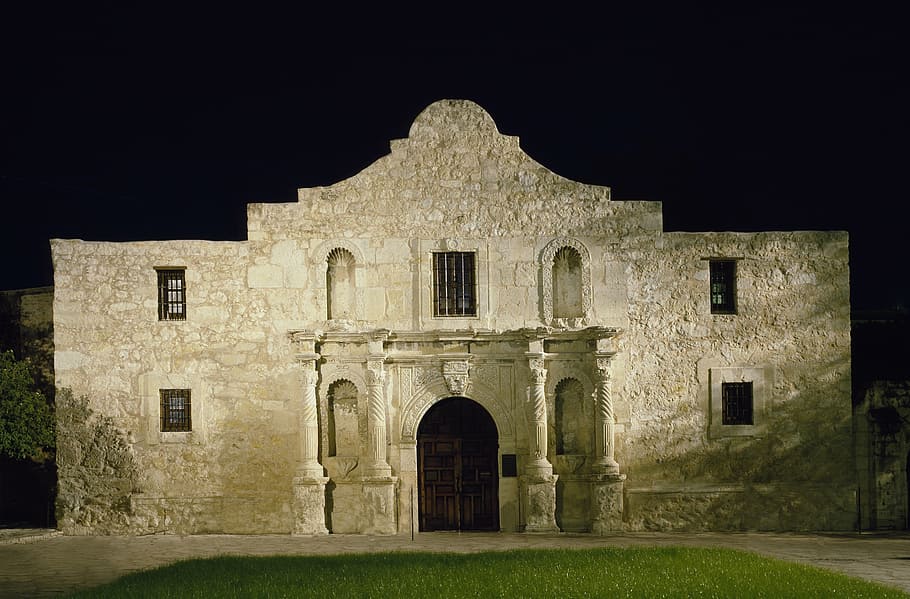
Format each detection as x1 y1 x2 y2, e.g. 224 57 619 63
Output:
417 397 499 531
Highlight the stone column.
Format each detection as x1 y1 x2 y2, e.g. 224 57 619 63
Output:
590 342 625 533
526 357 553 477
521 343 559 532
290 331 329 535
360 330 396 534
365 359 392 478
592 354 620 475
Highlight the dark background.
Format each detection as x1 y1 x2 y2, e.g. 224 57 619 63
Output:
2 6 906 312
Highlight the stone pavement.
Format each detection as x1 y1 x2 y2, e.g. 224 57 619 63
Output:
2 529 910 597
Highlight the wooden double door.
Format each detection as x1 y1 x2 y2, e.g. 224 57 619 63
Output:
417 397 499 531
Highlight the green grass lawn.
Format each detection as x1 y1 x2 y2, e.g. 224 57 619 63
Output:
65 547 906 598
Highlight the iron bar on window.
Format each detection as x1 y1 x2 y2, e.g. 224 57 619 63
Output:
160 389 192 432
722 381 753 425
157 269 186 321
433 252 476 317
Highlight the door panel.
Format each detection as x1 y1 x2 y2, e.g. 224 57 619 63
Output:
418 397 498 531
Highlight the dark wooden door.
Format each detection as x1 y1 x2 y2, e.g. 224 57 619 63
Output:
418 397 498 531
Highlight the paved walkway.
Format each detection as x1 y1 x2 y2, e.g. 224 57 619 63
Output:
3 529 910 597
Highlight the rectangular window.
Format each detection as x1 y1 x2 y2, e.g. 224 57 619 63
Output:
157 269 186 321
722 382 753 425
433 252 476 317
160 389 192 432
710 260 736 314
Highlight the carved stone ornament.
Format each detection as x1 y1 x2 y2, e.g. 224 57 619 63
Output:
528 358 547 386
301 365 319 388
540 237 593 326
366 361 386 386
442 360 470 395
594 356 613 381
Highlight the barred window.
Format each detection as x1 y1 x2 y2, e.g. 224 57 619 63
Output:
433 252 476 317
160 389 192 432
710 260 736 314
722 382 753 425
157 269 186 321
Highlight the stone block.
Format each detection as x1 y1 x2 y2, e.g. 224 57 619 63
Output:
247 264 283 288
521 473 559 532
292 476 329 535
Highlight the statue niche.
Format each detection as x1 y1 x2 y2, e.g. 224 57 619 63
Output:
327 248 356 321
553 247 584 320
555 377 590 456
540 238 592 327
326 379 360 458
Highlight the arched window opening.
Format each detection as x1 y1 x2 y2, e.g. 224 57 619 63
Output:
327 248 356 320
327 379 358 457
553 247 583 320
555 378 586 455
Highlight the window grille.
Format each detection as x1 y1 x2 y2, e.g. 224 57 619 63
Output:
160 389 192 432
722 381 753 425
710 260 736 314
157 269 186 321
433 252 476 317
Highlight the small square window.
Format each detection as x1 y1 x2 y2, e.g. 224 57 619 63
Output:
160 389 192 432
710 260 737 314
433 252 476 317
708 367 767 438
157 269 186 321
722 382 753 425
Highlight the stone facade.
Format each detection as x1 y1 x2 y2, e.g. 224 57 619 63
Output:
50 99 854 534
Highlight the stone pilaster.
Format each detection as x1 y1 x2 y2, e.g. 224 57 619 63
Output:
364 329 392 478
592 353 620 475
365 359 392 478
297 364 324 478
522 341 558 532
590 336 624 533
525 355 553 477
290 331 328 535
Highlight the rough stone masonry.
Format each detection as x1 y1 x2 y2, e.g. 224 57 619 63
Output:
51 99 853 535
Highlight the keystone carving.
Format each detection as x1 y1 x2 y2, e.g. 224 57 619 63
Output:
442 360 471 395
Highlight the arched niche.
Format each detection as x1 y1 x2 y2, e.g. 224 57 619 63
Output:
325 378 359 457
326 248 356 320
554 377 589 455
311 240 366 323
540 238 593 327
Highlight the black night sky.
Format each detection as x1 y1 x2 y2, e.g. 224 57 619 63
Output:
1 6 906 312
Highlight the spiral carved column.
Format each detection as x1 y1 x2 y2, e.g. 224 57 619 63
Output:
290 331 328 535
297 364 324 478
521 349 558 532
526 357 553 476
365 359 392 478
593 355 620 475
590 346 625 534
359 330 397 534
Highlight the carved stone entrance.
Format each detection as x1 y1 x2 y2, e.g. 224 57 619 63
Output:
417 397 499 531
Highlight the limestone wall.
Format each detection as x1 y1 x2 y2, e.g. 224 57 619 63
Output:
50 99 854 534
618 231 854 530
51 239 300 533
